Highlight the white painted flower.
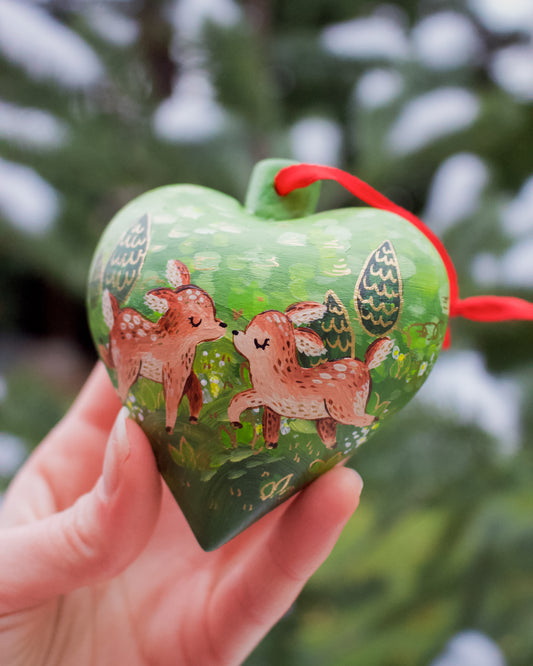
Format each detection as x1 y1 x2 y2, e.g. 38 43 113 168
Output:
418 361 429 376
392 345 401 359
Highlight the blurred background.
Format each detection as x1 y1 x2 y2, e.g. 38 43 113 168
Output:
0 0 532 663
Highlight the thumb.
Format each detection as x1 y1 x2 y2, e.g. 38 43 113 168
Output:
0 409 162 613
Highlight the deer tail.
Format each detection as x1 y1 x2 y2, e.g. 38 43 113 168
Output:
98 343 114 368
102 289 120 329
365 338 393 370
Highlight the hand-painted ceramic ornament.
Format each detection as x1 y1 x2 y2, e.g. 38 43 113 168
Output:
87 159 533 550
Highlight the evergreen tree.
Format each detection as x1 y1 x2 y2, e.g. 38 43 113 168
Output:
355 240 402 336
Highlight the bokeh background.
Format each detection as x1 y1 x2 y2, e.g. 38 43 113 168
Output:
1 0 532 664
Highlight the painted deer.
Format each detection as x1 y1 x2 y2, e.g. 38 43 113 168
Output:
100 260 227 433
229 303 393 449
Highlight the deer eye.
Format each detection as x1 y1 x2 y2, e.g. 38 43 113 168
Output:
189 316 202 328
254 337 270 350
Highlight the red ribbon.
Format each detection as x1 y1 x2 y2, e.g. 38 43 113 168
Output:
274 163 533 347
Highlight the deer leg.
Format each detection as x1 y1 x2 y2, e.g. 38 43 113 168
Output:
325 390 375 427
184 371 203 423
351 382 375 426
316 417 337 449
262 407 281 449
162 364 187 434
115 357 141 402
228 389 262 428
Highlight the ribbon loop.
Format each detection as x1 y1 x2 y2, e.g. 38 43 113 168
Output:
274 162 533 346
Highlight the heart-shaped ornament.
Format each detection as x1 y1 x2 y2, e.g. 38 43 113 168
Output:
87 159 532 550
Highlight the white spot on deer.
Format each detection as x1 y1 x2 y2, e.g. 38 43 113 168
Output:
320 372 332 379
267 315 272 322
123 314 131 322
151 334 158 342
199 296 204 303
120 322 127 330
133 315 140 325
273 313 280 323
128 321 134 329
189 293 197 300
338 373 346 379
137 329 147 337
178 295 183 301
126 333 132 340
312 379 322 384
334 363 347 371
143 322 151 330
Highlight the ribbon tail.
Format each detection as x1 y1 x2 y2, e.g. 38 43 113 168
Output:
451 296 533 322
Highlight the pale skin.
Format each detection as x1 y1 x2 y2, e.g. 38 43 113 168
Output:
0 363 363 665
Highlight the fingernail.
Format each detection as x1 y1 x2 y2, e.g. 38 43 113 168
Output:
103 407 131 498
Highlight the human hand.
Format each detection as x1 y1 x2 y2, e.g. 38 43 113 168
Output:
0 363 363 665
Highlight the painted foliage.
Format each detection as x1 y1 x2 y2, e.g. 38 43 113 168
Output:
87 167 449 549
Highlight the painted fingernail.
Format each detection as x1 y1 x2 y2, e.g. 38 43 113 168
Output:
103 407 131 498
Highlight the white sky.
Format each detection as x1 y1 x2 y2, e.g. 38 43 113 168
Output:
321 14 409 61
423 153 489 233
412 11 481 70
0 0 104 88
84 5 139 47
387 88 480 155
0 101 68 150
355 69 403 109
468 0 533 34
0 158 60 235
416 351 521 454
431 630 507 666
153 67 227 143
0 432 27 478
289 117 343 166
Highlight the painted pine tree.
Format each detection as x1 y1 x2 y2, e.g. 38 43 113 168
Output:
102 213 151 303
296 289 355 367
354 240 402 336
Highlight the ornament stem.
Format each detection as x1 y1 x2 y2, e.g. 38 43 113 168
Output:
245 159 321 221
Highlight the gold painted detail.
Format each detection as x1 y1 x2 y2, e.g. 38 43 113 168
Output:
103 213 151 303
260 474 294 501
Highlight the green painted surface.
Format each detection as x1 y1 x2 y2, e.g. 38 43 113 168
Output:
87 160 449 550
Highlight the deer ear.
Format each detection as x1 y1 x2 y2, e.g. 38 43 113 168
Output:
166 260 191 288
144 288 175 314
294 328 327 356
285 301 327 325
